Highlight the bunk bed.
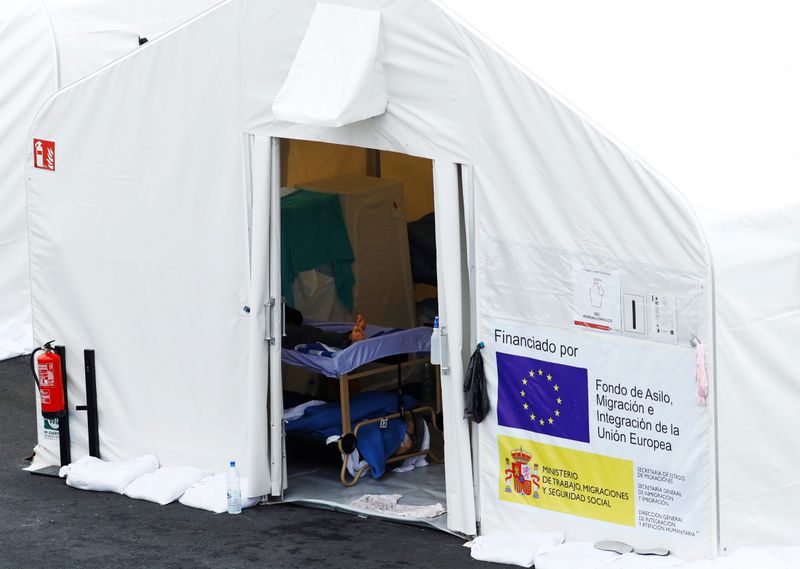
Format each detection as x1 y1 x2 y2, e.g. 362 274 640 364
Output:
282 323 441 486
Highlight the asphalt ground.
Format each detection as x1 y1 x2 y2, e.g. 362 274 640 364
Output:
0 355 511 569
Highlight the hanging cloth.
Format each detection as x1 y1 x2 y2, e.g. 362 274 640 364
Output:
280 190 355 311
464 342 489 423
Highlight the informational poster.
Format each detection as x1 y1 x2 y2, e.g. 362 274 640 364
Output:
490 320 707 546
649 293 678 344
572 266 620 331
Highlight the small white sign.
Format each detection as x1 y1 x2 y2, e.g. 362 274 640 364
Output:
623 292 646 335
43 417 59 440
649 293 678 344
573 266 621 331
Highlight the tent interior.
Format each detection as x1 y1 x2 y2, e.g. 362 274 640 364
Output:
274 139 452 531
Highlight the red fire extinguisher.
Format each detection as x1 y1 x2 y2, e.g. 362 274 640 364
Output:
31 341 66 418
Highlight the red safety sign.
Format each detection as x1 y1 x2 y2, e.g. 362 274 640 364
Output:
33 139 56 171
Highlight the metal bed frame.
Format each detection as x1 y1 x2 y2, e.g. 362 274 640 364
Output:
332 356 443 486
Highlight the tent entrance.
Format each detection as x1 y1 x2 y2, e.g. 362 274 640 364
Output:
283 453 450 533
265 139 476 534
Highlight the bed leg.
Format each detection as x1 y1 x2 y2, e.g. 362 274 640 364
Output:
338 373 364 486
341 459 370 487
339 374 351 437
421 406 444 464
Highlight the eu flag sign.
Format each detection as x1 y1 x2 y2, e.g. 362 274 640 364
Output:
496 352 590 443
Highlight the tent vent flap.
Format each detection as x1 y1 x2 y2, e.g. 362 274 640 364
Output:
272 3 387 128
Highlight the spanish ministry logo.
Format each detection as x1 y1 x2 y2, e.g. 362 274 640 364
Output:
503 447 540 498
33 139 55 171
496 352 590 443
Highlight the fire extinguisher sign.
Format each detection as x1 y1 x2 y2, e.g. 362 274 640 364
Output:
33 138 55 171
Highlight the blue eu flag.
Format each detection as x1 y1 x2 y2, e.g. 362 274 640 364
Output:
496 352 590 443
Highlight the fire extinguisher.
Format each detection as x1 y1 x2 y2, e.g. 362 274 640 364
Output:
34 140 44 169
31 341 66 419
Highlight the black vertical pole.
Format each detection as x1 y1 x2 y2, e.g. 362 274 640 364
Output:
83 349 100 458
54 345 71 466
366 148 381 178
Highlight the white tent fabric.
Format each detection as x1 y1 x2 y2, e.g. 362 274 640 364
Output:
0 0 222 362
0 2 56 359
47 0 224 86
27 3 252 475
442 0 800 552
272 3 388 127
23 0 800 559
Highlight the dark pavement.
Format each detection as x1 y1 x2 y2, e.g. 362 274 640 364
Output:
0 355 506 569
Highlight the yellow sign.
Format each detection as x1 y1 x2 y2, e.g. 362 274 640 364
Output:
498 435 635 526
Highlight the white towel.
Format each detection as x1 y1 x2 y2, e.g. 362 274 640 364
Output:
350 494 445 518
58 455 159 494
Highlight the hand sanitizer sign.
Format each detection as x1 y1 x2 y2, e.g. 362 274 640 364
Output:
572 266 621 331
33 139 55 171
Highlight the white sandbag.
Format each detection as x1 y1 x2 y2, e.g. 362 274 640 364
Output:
178 472 259 513
533 542 620 569
468 532 565 567
727 547 800 569
678 547 800 569
603 552 684 568
58 455 159 494
123 466 212 505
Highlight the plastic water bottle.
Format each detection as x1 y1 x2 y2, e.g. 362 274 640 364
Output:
227 460 242 515
430 316 442 365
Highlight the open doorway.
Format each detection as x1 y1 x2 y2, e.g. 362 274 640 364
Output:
276 139 451 531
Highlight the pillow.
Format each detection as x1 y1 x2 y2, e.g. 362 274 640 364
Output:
123 466 212 505
58 455 159 494
178 472 260 513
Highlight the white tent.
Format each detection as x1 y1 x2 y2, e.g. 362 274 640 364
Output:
23 0 800 561
0 0 222 361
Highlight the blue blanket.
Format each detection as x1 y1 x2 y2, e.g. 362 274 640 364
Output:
282 324 431 378
285 391 416 478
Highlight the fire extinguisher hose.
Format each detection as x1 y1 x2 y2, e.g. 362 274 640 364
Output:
29 341 55 389
30 349 41 389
